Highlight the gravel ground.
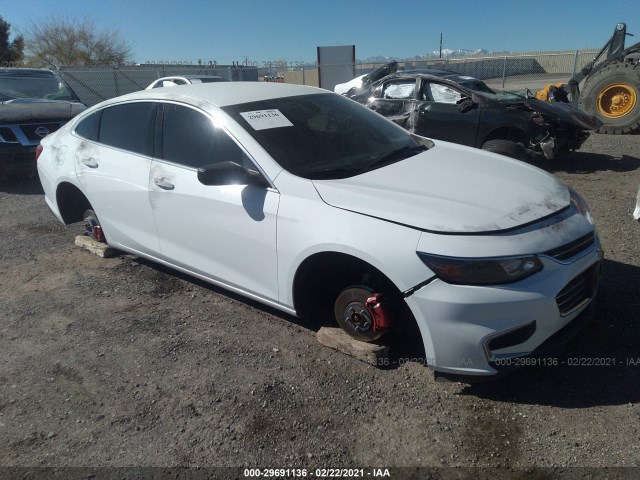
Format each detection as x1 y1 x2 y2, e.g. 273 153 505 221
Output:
1 134 640 477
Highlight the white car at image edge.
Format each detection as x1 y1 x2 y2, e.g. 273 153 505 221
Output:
145 75 227 90
36 82 603 381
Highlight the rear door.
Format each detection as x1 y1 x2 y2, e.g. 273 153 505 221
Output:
149 103 280 302
366 78 418 129
74 102 159 254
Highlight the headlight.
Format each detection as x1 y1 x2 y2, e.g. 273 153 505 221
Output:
418 253 543 286
569 187 594 222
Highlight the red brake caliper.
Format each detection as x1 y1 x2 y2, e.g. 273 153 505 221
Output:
92 225 106 243
365 293 391 333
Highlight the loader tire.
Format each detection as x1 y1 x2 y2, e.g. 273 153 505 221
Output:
579 61 640 134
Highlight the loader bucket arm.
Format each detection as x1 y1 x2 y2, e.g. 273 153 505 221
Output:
568 22 632 107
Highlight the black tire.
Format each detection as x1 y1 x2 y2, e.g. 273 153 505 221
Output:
481 139 528 161
82 209 106 243
579 61 640 135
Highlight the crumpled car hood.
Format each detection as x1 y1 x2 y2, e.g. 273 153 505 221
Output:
312 141 570 233
0 100 86 123
515 98 601 130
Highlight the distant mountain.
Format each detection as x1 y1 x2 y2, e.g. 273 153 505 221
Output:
358 48 497 64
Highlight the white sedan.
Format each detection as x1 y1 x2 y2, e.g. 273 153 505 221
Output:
145 75 226 89
36 82 602 381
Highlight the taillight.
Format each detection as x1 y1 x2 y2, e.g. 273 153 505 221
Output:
35 144 43 161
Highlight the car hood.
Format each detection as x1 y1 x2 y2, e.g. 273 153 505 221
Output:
312 142 569 233
507 98 601 130
0 100 86 123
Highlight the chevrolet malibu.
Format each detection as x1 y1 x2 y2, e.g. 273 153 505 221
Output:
36 82 602 381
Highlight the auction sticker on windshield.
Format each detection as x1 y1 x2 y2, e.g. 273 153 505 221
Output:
240 109 293 130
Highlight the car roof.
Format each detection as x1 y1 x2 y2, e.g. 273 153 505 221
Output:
157 75 224 81
393 69 482 83
113 82 328 108
0 68 58 78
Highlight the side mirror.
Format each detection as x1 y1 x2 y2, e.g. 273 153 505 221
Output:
197 161 269 187
457 96 478 113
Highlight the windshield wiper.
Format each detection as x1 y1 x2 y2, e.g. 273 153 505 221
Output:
359 144 427 173
303 166 362 180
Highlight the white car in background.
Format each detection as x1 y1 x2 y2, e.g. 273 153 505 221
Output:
36 82 602 381
635 185 640 221
145 75 227 89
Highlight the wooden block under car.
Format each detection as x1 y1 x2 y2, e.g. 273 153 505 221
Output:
316 327 389 366
74 235 116 258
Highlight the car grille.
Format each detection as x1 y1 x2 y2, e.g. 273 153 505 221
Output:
0 122 64 146
0 126 19 143
545 232 596 261
20 123 62 142
555 262 600 316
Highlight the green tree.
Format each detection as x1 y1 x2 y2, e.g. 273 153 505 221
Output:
0 16 25 66
25 16 131 68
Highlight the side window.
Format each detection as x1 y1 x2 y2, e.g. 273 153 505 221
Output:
381 80 415 99
99 102 156 156
75 111 101 141
162 104 253 169
426 83 463 104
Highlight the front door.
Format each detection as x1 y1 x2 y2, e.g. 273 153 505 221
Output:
149 103 280 303
413 81 481 147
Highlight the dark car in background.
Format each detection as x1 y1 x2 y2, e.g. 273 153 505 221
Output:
0 68 86 179
337 67 601 160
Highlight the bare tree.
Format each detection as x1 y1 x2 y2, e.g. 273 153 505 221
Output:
0 15 24 65
25 16 131 68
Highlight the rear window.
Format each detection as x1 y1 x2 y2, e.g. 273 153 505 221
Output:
98 102 157 156
75 111 101 141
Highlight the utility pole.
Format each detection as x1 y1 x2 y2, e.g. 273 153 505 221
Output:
439 33 443 58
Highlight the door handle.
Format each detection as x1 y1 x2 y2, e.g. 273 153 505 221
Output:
81 158 98 168
153 178 175 190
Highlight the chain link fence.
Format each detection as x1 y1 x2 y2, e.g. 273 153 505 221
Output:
56 49 601 106
58 65 259 106
282 49 601 92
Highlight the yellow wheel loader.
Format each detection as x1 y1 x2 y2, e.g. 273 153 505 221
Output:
536 23 640 134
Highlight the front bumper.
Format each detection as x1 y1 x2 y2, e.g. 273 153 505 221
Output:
0 145 38 176
404 237 602 380
433 300 596 383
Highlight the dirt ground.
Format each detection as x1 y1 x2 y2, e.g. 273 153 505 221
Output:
1 133 640 477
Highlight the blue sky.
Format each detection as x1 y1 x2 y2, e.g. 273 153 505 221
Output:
3 0 639 64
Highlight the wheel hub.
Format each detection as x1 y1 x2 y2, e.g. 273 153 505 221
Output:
334 286 387 342
597 83 637 118
344 301 373 332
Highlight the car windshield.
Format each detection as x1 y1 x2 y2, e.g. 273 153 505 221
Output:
0 76 79 102
223 93 425 179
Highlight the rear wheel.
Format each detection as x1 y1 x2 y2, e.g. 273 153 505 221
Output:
580 61 640 134
82 209 106 243
481 139 528 161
